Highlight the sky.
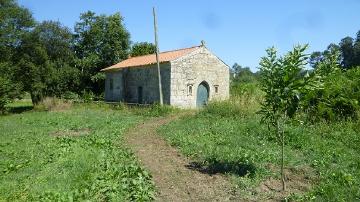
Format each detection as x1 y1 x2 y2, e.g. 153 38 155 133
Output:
18 0 360 72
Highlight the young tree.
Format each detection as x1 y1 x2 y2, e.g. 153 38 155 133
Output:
259 45 310 191
73 11 131 95
130 42 156 57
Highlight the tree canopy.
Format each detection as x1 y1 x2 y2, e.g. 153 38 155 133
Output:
0 0 35 111
231 63 258 83
73 11 131 95
14 20 79 104
1 7 135 108
310 30 360 69
130 42 156 57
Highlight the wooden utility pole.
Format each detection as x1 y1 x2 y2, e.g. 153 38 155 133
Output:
153 7 163 105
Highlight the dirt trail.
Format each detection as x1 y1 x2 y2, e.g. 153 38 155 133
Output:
124 113 240 201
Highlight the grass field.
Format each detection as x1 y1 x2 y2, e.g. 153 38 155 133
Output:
158 100 360 201
0 102 155 201
2 98 359 201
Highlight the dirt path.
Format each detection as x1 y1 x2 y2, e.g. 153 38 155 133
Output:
124 113 240 201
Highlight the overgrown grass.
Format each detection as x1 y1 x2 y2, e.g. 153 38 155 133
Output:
158 99 360 201
110 102 179 117
0 104 155 201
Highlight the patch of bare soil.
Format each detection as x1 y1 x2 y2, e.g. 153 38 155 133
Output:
253 165 315 201
50 128 91 137
124 112 242 201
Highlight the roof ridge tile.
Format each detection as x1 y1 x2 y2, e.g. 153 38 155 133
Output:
101 45 200 71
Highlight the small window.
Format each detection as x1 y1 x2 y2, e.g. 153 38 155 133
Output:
187 84 193 95
214 85 219 93
110 78 114 90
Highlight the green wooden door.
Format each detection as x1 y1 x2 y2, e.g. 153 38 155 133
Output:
196 82 209 107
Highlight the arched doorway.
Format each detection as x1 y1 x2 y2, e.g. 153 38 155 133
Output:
196 81 209 107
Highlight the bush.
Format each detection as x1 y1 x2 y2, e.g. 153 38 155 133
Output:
62 91 80 101
81 90 95 103
303 68 360 121
0 76 22 114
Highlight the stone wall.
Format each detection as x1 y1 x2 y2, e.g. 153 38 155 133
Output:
105 63 171 104
170 46 229 108
105 71 124 101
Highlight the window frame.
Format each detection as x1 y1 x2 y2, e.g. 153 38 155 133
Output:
187 84 193 96
214 85 219 93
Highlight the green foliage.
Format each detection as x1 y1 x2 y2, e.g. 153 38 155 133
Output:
158 108 300 200
0 0 35 106
0 106 155 201
0 62 22 113
159 100 360 201
259 45 312 191
201 91 263 119
230 82 263 105
201 100 246 119
141 103 177 117
0 77 14 112
304 68 360 121
74 11 131 94
12 20 80 105
131 42 156 57
131 103 178 117
0 0 35 61
231 63 259 83
311 30 360 69
259 45 310 126
79 90 96 103
304 48 360 121
230 63 263 112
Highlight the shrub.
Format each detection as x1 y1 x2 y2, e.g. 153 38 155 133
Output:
0 76 22 114
62 91 80 101
80 90 95 103
303 67 360 121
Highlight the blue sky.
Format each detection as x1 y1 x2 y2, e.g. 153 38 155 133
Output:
19 0 360 71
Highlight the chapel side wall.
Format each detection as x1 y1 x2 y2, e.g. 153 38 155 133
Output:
105 71 124 102
124 63 171 104
170 47 229 108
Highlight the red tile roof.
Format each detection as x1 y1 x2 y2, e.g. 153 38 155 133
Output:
101 45 200 71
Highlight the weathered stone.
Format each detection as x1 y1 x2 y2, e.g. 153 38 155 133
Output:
104 46 229 108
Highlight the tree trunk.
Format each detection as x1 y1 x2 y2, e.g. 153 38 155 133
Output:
281 128 286 191
277 118 286 191
30 91 42 105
